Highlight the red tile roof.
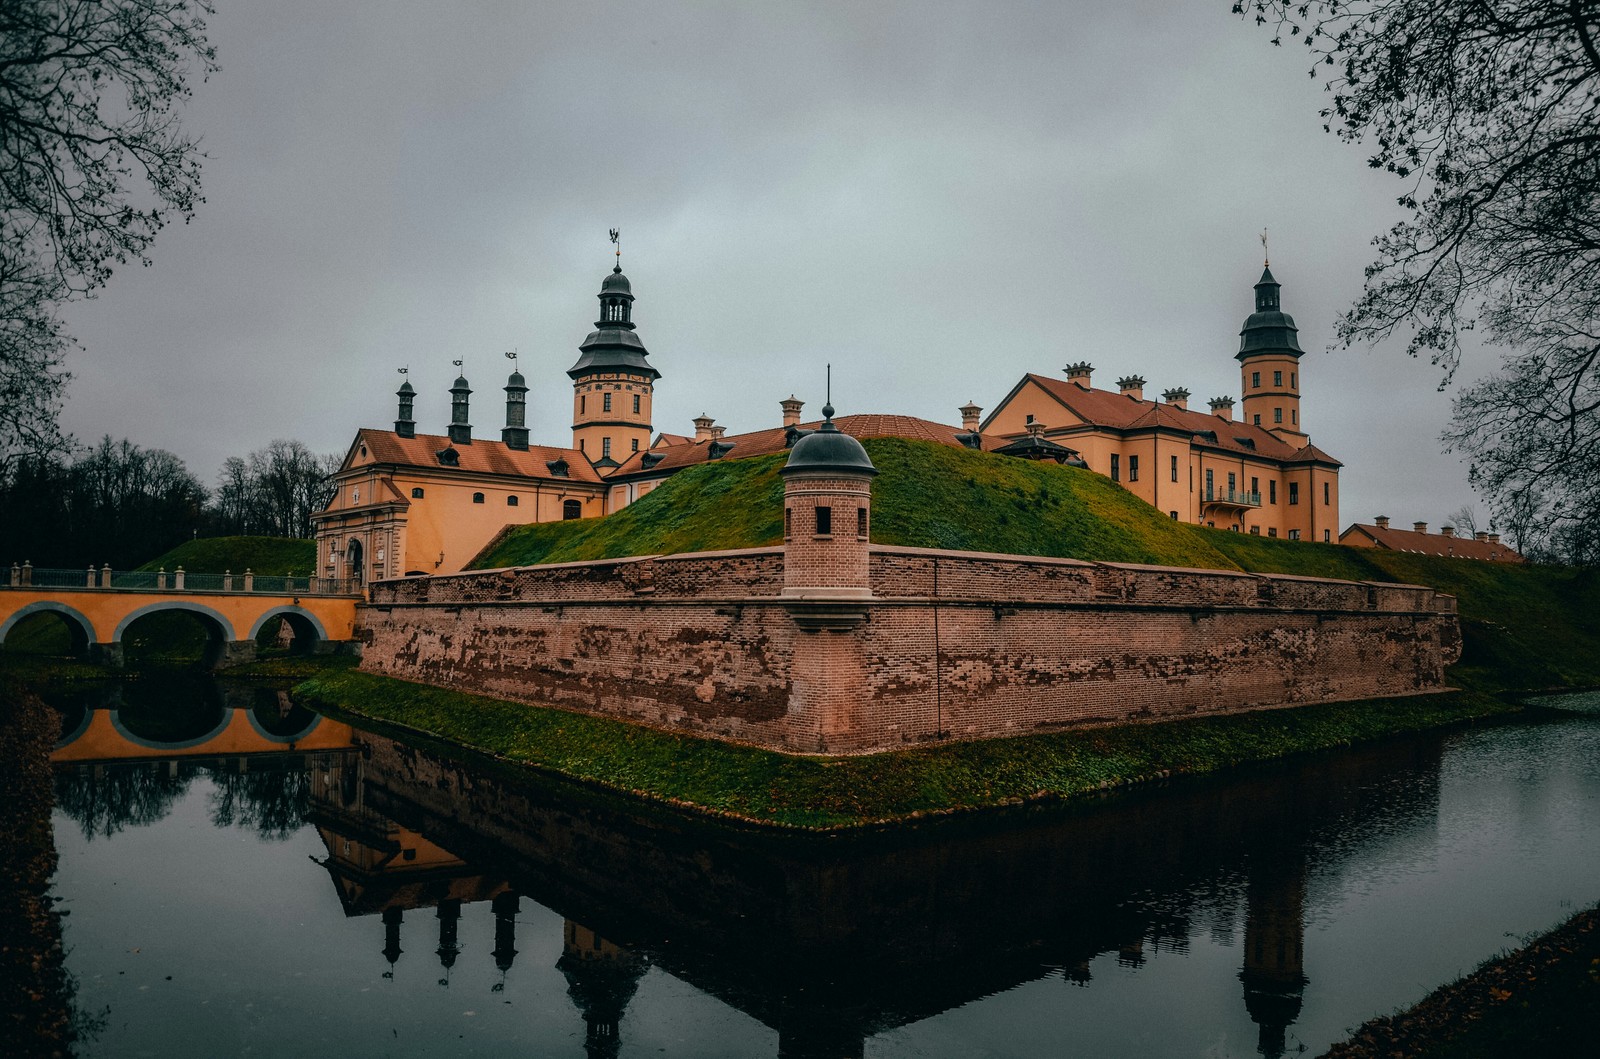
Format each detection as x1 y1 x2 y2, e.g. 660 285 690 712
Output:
610 413 987 477
1340 523 1524 562
350 429 605 484
1012 373 1341 466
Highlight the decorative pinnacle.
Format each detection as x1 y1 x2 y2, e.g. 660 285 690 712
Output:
1260 227 1269 267
609 227 621 272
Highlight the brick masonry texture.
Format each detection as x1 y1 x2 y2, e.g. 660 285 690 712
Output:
360 545 1461 755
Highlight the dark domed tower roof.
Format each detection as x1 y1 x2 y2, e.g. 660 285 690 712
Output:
568 266 659 380
781 405 878 477
1236 266 1305 361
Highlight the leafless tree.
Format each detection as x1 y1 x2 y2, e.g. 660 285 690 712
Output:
1237 1 1600 561
0 1 216 464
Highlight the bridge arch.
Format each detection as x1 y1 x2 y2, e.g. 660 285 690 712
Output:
109 707 233 751
0 600 95 655
113 601 239 644
247 605 329 653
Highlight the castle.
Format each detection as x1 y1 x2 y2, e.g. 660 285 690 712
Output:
313 256 1342 582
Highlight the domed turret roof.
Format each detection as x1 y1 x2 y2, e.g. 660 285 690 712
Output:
506 370 526 388
600 266 632 295
397 379 415 394
781 406 878 477
1236 266 1304 361
452 374 471 390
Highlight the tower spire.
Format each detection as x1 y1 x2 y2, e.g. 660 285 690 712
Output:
609 227 621 273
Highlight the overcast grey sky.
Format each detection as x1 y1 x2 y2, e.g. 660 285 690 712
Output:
59 0 1501 530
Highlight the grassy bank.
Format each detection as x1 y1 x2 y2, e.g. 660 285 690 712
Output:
137 535 315 575
1326 901 1600 1058
297 668 1521 830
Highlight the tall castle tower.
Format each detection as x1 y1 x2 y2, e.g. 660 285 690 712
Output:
567 260 659 468
1237 266 1307 444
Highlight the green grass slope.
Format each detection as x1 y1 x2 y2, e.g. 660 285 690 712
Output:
475 437 1236 570
137 536 315 576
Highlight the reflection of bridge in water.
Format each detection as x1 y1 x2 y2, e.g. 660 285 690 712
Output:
3 566 359 667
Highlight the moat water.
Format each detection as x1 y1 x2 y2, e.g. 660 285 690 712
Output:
38 678 1600 1058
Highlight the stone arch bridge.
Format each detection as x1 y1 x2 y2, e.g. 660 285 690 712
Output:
2 566 360 668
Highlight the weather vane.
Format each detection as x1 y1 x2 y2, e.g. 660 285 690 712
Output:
452 358 463 370
609 227 621 269
504 349 518 368
1260 228 1270 267
397 366 408 375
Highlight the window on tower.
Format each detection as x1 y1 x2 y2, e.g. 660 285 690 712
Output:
602 437 612 459
1254 414 1261 425
1274 370 1282 386
815 505 832 536
1252 371 1260 388
603 393 612 413
632 438 639 452
472 492 485 504
1170 454 1178 482
1274 407 1283 424
633 394 641 414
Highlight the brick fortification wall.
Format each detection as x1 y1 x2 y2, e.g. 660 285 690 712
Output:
359 545 1460 755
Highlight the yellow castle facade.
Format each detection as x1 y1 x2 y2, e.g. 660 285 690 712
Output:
313 258 1341 582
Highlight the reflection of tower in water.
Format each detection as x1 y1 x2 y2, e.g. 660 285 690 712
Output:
1239 851 1308 1059
557 920 649 1059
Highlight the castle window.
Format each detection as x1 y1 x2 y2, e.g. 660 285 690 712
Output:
1228 472 1236 494
1324 529 1331 541
507 495 519 507
1268 527 1278 538
857 507 868 538
603 392 612 413
1250 525 1260 535
1170 511 1179 520
1254 414 1261 426
1291 372 1297 390
1205 468 1214 497
411 487 424 499
578 439 585 453
1251 476 1259 499
633 394 641 414
602 437 612 459
472 492 485 504
1288 529 1301 540
1111 454 1121 482
1292 409 1298 425
1323 482 1330 504
1025 414 1035 425
1274 370 1282 386
784 507 792 540
1171 455 1178 482
815 505 832 536
581 395 587 415
1252 371 1261 388
1274 407 1283 424
631 438 639 453
563 499 582 520
1129 455 1139 482
1270 481 1277 504
1289 482 1300 505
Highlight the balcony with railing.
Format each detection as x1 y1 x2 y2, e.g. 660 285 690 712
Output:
6 564 362 596
1201 487 1262 511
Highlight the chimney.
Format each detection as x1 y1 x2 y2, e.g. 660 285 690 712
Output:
1064 362 1093 388
1441 524 1456 538
1026 420 1046 438
1475 531 1489 541
1489 532 1501 544
1374 515 1390 530
781 395 804 428
693 413 714 443
960 401 982 433
395 380 416 439
448 372 473 445
501 370 529 451
1117 375 1146 401
1161 387 1189 410
1208 396 1234 421
710 424 727 441
1413 522 1428 534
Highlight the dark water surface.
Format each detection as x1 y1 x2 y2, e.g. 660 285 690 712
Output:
44 680 1600 1058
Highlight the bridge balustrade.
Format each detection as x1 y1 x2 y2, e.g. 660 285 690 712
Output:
6 564 360 597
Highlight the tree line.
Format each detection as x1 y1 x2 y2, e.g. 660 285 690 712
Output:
0 438 338 570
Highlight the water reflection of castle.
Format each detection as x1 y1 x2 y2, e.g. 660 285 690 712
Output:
307 759 650 1058
299 732 1434 1059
